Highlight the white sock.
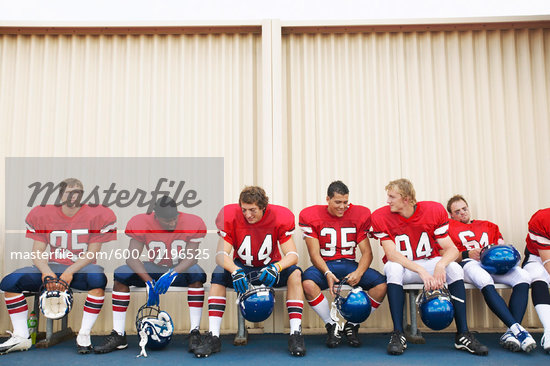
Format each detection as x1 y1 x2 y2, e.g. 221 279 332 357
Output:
188 288 204 331
112 291 130 335
307 293 333 324
535 304 550 332
5 294 29 338
79 294 104 335
208 296 225 337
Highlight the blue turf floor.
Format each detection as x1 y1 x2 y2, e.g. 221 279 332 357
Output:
0 332 548 366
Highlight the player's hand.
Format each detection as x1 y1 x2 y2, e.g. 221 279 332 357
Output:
259 263 279 287
345 270 363 287
326 272 339 296
231 268 249 294
469 248 482 261
42 273 58 291
155 268 178 295
145 280 159 306
418 269 437 291
433 263 446 289
59 272 74 288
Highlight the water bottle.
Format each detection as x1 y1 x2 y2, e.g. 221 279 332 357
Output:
28 311 38 345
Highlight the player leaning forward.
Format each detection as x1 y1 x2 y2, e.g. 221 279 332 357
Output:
94 195 207 354
193 186 306 357
0 178 117 355
370 178 488 356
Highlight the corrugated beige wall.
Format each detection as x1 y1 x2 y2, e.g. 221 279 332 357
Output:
0 30 264 334
283 27 550 331
1 21 549 335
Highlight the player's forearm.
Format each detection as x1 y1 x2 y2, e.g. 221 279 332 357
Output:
310 253 330 274
355 254 371 275
386 250 426 274
222 254 240 273
32 258 54 276
126 258 153 283
173 257 198 274
540 249 550 276
276 252 298 270
64 257 94 275
438 246 459 268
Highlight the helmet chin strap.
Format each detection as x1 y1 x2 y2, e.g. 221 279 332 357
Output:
329 301 344 331
137 328 149 358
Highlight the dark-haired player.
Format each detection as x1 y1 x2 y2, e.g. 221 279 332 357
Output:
94 196 207 354
300 181 386 348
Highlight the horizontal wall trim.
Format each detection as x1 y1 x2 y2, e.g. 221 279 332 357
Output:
282 21 550 34
0 26 262 35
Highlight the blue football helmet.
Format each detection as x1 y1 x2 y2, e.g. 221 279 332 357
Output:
333 279 372 324
480 244 521 275
39 276 73 320
238 271 275 323
416 286 454 331
135 303 174 357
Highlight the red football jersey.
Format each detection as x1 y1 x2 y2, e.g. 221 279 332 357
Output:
25 204 117 265
370 201 448 262
448 219 504 252
299 204 371 261
125 212 207 267
216 203 295 267
526 208 550 256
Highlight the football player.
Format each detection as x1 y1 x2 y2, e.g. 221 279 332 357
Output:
300 181 386 348
447 195 535 352
193 186 306 358
523 208 550 353
0 178 116 355
94 196 207 354
370 179 488 356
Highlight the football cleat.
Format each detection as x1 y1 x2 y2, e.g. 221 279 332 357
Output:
343 322 361 347
325 323 341 348
387 330 407 355
93 330 128 354
516 330 536 353
455 332 489 356
0 331 32 355
499 330 520 352
193 332 221 358
188 329 202 353
541 332 550 353
288 331 306 357
76 333 93 354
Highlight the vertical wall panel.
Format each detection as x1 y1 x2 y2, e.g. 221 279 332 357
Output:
0 31 262 333
283 27 550 331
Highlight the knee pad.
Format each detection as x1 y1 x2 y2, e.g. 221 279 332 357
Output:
508 267 531 286
384 261 405 285
0 273 19 292
445 262 464 284
524 262 548 283
86 272 107 290
532 280 550 305
463 261 494 288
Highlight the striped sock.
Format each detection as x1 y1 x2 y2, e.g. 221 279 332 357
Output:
208 296 226 337
5 294 29 338
79 294 104 334
307 293 333 324
188 287 205 331
287 300 304 334
368 294 382 313
112 291 130 335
